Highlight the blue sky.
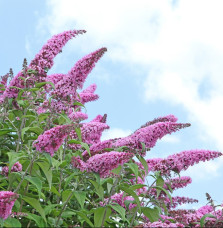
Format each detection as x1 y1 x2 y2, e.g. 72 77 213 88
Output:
1 0 223 209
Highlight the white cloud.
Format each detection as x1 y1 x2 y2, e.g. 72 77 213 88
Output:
101 128 132 141
181 156 223 180
160 135 180 144
39 0 223 152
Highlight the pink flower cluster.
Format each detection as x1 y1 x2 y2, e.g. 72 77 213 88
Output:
168 205 223 227
137 114 178 131
142 221 184 227
2 30 85 100
0 191 18 220
164 176 192 191
161 196 198 209
146 150 222 175
1 162 22 177
101 192 136 210
79 84 99 104
33 125 72 156
29 30 86 77
68 111 88 122
69 117 110 149
82 139 113 160
51 48 106 100
113 122 190 154
71 151 133 177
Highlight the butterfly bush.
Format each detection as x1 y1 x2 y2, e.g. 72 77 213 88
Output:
33 125 72 156
71 152 134 177
0 29 223 227
1 162 22 177
0 191 18 220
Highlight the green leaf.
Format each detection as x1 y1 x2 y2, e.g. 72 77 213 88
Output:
73 101 85 108
94 207 111 227
17 89 25 100
37 162 52 189
62 190 73 203
25 176 42 197
127 163 138 180
156 176 164 197
142 207 160 222
89 180 104 200
7 152 25 172
0 129 16 136
120 186 141 209
21 126 43 140
111 165 122 175
26 213 46 227
129 184 147 191
137 155 149 175
75 127 82 141
35 81 55 89
109 204 126 221
64 173 77 189
23 196 46 222
200 213 216 227
81 142 91 157
74 191 86 209
76 211 94 227
4 217 21 228
152 186 172 204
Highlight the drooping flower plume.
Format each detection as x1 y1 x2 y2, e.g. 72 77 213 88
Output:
3 30 85 100
71 151 133 177
52 48 107 100
146 150 222 175
0 191 18 220
1 162 22 177
33 125 72 156
113 122 190 154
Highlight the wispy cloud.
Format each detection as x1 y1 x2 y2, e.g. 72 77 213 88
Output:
101 128 132 141
39 0 223 152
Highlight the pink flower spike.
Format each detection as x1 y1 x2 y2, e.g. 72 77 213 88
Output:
138 114 178 130
146 149 222 175
79 84 99 104
85 151 134 177
82 139 113 161
0 191 18 220
2 162 22 177
33 125 72 156
68 111 88 122
68 48 107 89
29 30 86 77
113 122 190 154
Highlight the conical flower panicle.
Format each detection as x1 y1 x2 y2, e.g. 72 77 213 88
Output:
2 162 22 177
137 114 178 132
69 120 109 149
2 30 85 101
0 191 18 220
79 84 99 104
146 150 222 175
113 122 190 154
68 111 88 122
165 176 192 191
101 192 136 210
46 73 65 86
29 30 86 77
85 152 133 177
82 139 113 161
161 196 198 209
53 48 107 100
71 152 133 177
33 125 72 156
68 47 107 89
